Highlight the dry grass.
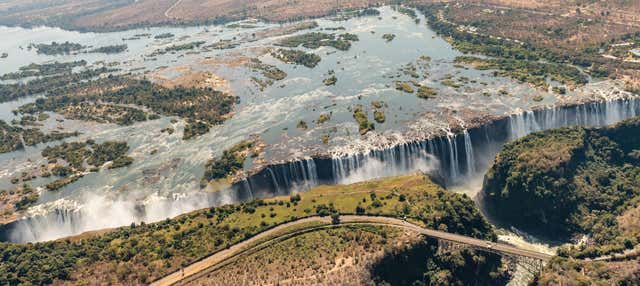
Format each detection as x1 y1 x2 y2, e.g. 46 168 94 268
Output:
618 203 640 241
188 225 422 286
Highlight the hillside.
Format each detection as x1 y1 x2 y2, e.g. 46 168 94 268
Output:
482 117 640 285
0 173 501 285
482 117 640 258
187 224 509 286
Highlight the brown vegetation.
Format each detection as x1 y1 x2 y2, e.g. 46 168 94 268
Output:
187 226 422 286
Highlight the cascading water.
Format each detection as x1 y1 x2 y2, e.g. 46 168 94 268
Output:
3 98 640 243
463 130 475 175
239 98 640 194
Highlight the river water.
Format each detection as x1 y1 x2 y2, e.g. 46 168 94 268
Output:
0 6 637 253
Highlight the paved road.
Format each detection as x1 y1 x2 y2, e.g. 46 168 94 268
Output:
150 215 553 286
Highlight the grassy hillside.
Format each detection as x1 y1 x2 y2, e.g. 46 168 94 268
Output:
482 117 640 259
0 173 497 285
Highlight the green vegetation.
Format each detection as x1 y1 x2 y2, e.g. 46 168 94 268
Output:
0 173 496 285
483 117 640 258
202 140 256 183
88 44 127 54
208 39 238 50
371 101 384 109
253 61 287 80
455 56 588 89
277 32 358 51
417 85 438 99
317 113 330 125
372 238 508 285
31 41 86 55
271 49 321 68
151 41 206 56
26 101 153 126
440 76 464 88
392 5 418 20
203 223 506 285
356 8 380 17
41 140 132 190
373 110 385 123
165 41 205 52
0 184 39 223
395 81 415 93
382 33 396 42
154 33 174 39
183 120 210 140
296 120 308 130
353 104 374 135
535 257 640 285
323 75 337 86
553 86 568 94
0 60 87 80
0 120 79 154
417 4 606 79
0 67 115 103
17 76 237 129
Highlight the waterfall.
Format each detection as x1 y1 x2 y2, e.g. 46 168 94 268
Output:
4 98 640 243
463 130 475 176
266 167 281 194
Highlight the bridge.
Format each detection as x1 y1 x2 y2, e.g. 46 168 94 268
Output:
151 215 553 286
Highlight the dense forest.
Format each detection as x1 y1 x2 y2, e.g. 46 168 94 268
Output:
372 238 509 285
483 117 640 259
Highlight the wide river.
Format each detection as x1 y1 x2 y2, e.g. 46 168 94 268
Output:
0 6 637 246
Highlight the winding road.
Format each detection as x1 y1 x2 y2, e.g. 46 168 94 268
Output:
164 0 184 19
150 215 553 286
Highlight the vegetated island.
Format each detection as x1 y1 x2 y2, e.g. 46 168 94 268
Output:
12 75 237 139
0 173 507 285
87 44 128 54
271 48 321 68
482 116 640 285
201 139 264 188
0 61 87 80
0 119 79 154
30 41 86 55
276 32 359 51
